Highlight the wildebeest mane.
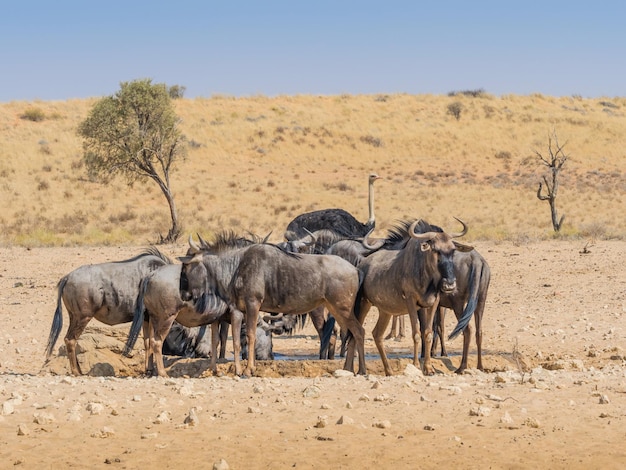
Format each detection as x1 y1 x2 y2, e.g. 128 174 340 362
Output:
267 242 303 259
380 219 444 250
198 230 262 253
113 246 173 265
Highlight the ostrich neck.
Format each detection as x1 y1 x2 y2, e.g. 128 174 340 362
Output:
367 180 375 224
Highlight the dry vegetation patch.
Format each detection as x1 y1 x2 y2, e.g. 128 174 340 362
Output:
1 94 625 245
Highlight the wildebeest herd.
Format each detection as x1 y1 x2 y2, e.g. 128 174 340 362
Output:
44 173 491 378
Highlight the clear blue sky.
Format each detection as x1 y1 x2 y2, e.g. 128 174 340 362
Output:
2 1 624 101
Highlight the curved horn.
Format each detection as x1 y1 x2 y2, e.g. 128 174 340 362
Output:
196 232 210 248
408 220 438 242
262 231 273 243
449 217 468 238
263 313 284 322
361 227 385 250
188 234 201 254
303 228 317 246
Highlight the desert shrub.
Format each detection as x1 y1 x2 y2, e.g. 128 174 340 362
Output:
37 180 49 191
447 102 463 120
108 207 137 224
168 85 186 99
495 151 512 160
448 88 486 98
21 107 45 122
360 135 383 147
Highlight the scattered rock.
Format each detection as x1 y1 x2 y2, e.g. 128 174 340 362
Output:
336 415 354 425
184 408 200 426
33 412 55 425
154 411 170 424
303 385 321 398
315 416 328 428
373 420 391 429
17 424 30 436
333 369 354 378
86 402 104 415
469 406 491 417
524 417 541 428
213 459 230 470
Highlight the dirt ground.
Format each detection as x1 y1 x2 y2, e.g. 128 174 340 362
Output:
1 240 625 469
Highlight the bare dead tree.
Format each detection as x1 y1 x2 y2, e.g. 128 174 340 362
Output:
535 131 568 232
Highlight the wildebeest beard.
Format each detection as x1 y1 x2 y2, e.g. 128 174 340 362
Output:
194 291 229 316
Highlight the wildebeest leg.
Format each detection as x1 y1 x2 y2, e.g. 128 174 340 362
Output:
230 309 244 376
474 294 486 372
430 307 448 358
408 310 421 369
64 311 93 376
308 306 329 359
218 320 229 359
371 311 393 376
142 318 152 375
209 322 220 375
416 304 437 375
333 301 367 375
242 301 261 377
457 322 473 374
475 316 483 372
151 315 177 378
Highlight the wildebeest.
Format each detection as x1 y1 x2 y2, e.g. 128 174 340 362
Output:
162 323 211 358
430 248 491 373
45 248 171 375
349 219 473 376
162 316 292 363
124 232 266 377
278 229 368 360
240 313 300 361
283 173 382 240
179 242 367 377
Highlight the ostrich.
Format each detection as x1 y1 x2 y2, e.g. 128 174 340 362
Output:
283 173 382 240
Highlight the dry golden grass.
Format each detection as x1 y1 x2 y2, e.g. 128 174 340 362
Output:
1 93 625 246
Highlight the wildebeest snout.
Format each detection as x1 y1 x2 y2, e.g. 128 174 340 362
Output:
440 278 457 294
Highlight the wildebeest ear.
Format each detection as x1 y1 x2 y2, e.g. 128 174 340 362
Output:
453 241 474 252
420 242 431 252
178 253 203 264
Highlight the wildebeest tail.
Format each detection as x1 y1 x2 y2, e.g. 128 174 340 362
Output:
123 276 149 357
319 314 336 357
45 276 67 360
448 264 480 340
344 268 366 347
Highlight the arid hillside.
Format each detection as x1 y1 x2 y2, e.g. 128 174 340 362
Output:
1 93 625 246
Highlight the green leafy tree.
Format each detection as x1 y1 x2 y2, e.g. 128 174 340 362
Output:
78 79 186 243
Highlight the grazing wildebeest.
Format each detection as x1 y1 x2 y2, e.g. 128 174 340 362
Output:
124 232 267 377
179 242 367 377
45 248 171 375
350 219 473 376
429 248 491 373
240 314 299 361
284 173 382 240
162 323 211 358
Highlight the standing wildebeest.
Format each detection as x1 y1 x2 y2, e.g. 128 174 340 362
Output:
124 232 268 377
45 248 171 375
179 243 367 377
350 219 473 376
429 248 491 373
284 173 382 240
123 263 228 377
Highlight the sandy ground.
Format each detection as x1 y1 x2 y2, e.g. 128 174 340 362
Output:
1 240 625 469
